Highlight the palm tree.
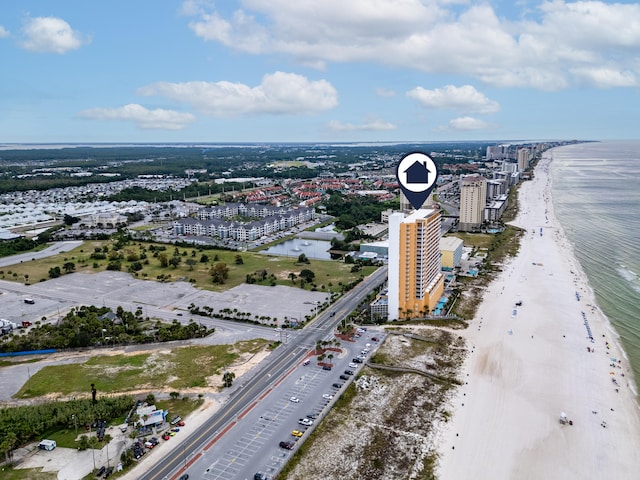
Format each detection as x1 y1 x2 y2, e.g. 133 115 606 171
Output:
223 371 236 387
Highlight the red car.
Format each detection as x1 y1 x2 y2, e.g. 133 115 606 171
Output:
162 434 170 441
178 421 185 426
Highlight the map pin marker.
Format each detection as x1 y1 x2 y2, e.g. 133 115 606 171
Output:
396 152 439 210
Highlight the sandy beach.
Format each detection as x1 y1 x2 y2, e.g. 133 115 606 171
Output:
436 151 640 480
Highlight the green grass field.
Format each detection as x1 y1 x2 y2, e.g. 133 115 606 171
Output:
15 340 268 399
2 240 376 293
0 467 56 480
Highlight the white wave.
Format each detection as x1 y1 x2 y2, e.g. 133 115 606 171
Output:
617 265 640 293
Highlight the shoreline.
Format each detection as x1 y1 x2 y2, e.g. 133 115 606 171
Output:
435 150 640 480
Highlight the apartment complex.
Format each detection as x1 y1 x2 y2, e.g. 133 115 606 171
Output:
173 204 314 241
388 209 444 320
458 175 487 232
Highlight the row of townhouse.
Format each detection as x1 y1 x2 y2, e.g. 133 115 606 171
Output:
197 202 309 220
175 207 315 241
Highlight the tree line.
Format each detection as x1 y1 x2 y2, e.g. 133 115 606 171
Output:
0 305 212 353
0 395 133 462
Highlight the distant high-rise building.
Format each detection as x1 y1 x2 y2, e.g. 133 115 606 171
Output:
517 147 531 171
399 190 433 211
486 145 507 160
459 175 487 232
388 209 444 320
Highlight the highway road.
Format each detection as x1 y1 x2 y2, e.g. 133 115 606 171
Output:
138 266 387 480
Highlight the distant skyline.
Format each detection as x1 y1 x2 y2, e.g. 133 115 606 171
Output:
1 1 640 143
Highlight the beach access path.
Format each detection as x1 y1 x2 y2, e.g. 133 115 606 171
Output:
436 152 640 480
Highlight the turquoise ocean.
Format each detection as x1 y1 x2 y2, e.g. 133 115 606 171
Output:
550 140 640 391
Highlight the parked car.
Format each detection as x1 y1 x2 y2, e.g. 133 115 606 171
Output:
96 466 106 476
339 375 349 380
162 433 170 441
254 473 268 480
352 358 363 363
348 363 358 368
291 430 304 437
279 441 295 450
322 365 332 371
371 337 379 342
179 475 189 480
344 370 354 375
322 394 333 400
289 396 300 403
298 417 313 426
332 383 342 388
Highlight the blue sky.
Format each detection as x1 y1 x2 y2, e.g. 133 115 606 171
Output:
1 0 640 143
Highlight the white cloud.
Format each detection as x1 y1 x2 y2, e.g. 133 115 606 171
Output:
570 67 638 88
444 116 493 131
182 0 640 90
327 118 396 132
79 104 196 130
0 26 9 38
138 71 338 117
20 16 89 54
407 85 500 114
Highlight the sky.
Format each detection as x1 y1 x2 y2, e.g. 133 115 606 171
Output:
1 0 640 144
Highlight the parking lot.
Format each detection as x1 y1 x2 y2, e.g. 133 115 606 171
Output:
2 270 328 327
188 328 384 480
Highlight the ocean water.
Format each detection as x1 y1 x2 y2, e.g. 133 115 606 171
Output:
551 140 640 388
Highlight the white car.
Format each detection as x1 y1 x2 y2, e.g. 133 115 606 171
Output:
290 396 300 403
348 362 358 368
298 417 313 426
322 394 333 400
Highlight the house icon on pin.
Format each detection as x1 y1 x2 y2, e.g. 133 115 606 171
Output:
404 160 431 184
